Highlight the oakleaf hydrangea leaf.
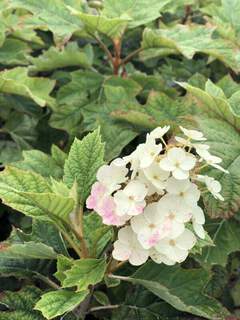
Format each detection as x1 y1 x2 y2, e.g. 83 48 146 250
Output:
116 261 229 319
0 67 55 107
180 80 240 218
35 290 88 320
63 258 107 290
29 43 94 72
64 129 105 204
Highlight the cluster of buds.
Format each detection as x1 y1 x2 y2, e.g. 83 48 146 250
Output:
87 126 228 266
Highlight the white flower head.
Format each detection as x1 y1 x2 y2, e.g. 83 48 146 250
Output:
179 126 206 141
143 162 170 191
159 147 196 180
97 161 128 193
149 126 170 139
131 203 170 249
157 195 190 238
114 180 148 216
196 175 224 201
154 229 197 263
136 136 162 169
112 226 149 266
166 177 200 207
136 170 159 196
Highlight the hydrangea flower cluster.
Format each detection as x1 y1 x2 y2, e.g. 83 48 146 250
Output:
87 126 228 266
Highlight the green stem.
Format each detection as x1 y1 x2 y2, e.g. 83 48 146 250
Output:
74 205 89 258
55 223 82 258
121 47 144 65
35 274 60 290
91 33 115 68
89 305 120 313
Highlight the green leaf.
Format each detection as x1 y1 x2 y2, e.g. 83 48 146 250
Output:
84 213 113 257
19 219 68 256
50 103 83 136
10 0 83 44
117 262 229 319
102 0 172 28
67 8 128 39
196 219 240 267
29 43 94 72
0 67 55 107
0 167 74 221
0 242 57 260
111 287 181 320
0 257 53 278
50 70 104 135
64 129 105 204
141 25 214 59
35 290 88 320
3 113 38 150
180 80 240 218
55 255 74 283
93 291 110 305
63 258 107 290
0 39 30 65
112 91 194 132
0 286 45 320
81 82 140 161
13 147 65 180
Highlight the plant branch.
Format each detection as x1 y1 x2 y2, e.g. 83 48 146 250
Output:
113 38 122 75
121 47 144 66
91 33 115 67
35 274 60 290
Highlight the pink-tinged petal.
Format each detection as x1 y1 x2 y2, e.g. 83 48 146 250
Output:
86 182 106 209
97 196 128 226
148 232 161 247
86 194 97 209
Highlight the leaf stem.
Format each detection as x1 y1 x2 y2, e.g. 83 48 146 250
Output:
35 274 60 290
89 305 120 313
91 33 115 67
121 47 144 65
55 223 82 258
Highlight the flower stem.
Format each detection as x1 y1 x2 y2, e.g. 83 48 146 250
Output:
108 260 127 274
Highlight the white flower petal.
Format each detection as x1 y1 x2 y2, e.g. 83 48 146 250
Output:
166 177 190 194
129 248 149 266
112 241 131 261
191 206 205 224
149 126 170 139
124 180 148 201
150 249 176 265
180 154 196 171
172 168 189 180
167 147 186 163
175 229 196 250
159 157 175 171
193 222 205 239
180 126 206 141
